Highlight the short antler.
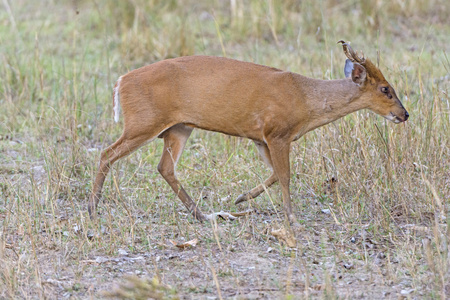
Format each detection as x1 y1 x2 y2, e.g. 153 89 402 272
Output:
337 40 366 64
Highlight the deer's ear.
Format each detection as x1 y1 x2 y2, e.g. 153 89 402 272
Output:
344 59 353 78
351 63 367 85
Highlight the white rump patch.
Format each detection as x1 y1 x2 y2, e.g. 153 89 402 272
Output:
113 76 122 123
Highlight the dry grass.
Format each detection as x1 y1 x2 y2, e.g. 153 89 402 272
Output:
0 0 449 298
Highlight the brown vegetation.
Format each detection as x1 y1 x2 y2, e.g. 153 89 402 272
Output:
0 0 449 298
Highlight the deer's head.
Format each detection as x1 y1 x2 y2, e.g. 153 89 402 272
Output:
338 40 409 123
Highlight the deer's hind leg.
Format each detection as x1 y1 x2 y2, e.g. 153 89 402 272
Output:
88 116 175 218
89 131 157 218
235 141 278 205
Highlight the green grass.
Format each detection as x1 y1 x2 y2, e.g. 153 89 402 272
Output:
0 0 449 298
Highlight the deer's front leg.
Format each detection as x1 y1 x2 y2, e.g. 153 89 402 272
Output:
266 139 297 224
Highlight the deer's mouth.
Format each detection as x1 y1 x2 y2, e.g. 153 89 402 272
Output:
384 111 409 123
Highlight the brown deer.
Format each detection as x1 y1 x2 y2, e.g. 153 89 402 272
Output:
88 40 408 224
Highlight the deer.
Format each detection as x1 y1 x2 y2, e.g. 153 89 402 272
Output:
88 40 409 225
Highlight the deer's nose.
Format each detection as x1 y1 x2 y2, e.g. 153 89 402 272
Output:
405 111 409 121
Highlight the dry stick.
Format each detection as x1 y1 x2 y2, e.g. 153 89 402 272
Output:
285 250 295 296
422 171 447 297
263 184 282 225
112 171 133 221
209 263 224 300
421 174 444 213
374 123 391 159
210 217 223 252
24 210 44 299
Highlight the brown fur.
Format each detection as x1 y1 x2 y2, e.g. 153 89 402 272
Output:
89 45 408 224
363 58 387 82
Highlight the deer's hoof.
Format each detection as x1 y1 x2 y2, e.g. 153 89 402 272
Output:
234 193 249 205
194 214 207 222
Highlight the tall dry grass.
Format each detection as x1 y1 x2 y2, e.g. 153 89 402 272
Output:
0 0 449 298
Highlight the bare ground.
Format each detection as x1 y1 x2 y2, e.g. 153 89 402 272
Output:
1 150 446 299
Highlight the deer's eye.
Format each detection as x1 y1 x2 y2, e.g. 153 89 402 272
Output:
381 87 389 94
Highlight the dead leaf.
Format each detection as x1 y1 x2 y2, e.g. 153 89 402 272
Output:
217 212 237 220
230 209 253 217
169 238 199 249
206 209 253 220
271 228 296 248
205 211 237 220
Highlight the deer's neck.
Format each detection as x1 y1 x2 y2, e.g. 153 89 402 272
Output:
299 78 368 133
